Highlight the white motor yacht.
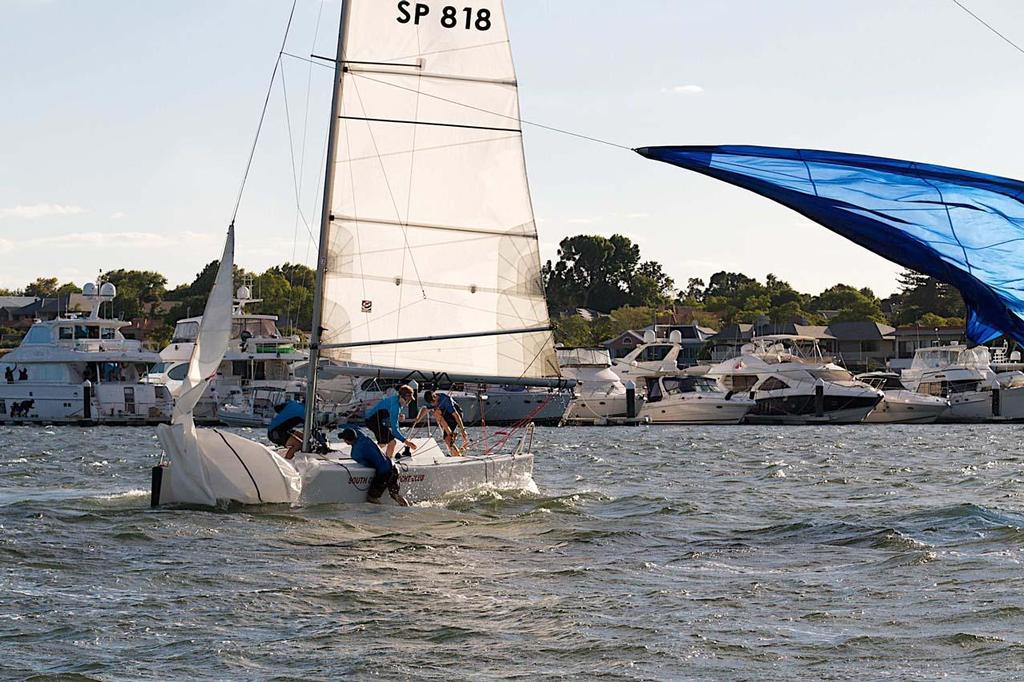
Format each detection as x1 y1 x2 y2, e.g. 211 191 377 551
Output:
639 374 753 424
0 282 172 424
558 348 642 424
150 285 307 424
900 344 1024 422
856 371 948 424
705 336 883 424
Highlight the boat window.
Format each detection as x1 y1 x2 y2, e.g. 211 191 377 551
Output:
882 376 906 391
760 377 790 391
948 379 980 394
23 326 51 344
640 345 671 362
167 363 189 381
101 327 116 340
809 368 853 382
721 374 758 392
75 325 100 340
645 378 663 402
232 318 279 339
172 322 200 342
58 327 73 340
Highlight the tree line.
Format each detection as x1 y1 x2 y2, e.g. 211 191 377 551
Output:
1 233 967 350
542 234 966 347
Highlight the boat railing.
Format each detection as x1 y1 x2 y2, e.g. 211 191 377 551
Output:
238 335 301 354
70 338 144 353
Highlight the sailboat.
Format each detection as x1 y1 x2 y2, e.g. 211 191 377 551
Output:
152 0 565 507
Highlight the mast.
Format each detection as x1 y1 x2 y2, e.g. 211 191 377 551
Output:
302 0 351 452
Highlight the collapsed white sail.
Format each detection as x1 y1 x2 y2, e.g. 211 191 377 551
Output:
157 225 300 506
172 225 236 422
319 0 558 378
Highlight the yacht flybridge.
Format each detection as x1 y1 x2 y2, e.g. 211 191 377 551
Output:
0 282 172 424
705 336 883 424
152 1 568 507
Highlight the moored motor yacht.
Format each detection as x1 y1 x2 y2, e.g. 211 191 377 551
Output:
149 285 307 423
856 371 948 424
0 282 172 424
705 336 883 424
639 374 752 424
558 348 642 424
900 344 1024 422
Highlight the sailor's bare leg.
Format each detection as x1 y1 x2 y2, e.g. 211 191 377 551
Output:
284 433 303 460
385 439 396 458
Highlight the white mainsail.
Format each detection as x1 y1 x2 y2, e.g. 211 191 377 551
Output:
319 0 558 378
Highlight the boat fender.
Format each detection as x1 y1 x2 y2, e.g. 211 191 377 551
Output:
625 380 637 418
724 390 735 401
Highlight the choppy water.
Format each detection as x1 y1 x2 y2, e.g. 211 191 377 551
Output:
3 425 1024 680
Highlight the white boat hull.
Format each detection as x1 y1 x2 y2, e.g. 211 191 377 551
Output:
938 392 992 423
640 397 751 424
153 426 534 508
864 392 947 424
0 382 171 424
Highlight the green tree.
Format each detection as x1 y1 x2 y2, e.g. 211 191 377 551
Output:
102 269 168 320
24 277 59 298
544 234 675 313
889 269 965 324
811 284 887 323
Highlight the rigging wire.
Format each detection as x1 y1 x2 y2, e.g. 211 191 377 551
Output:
279 51 634 152
951 0 1024 57
229 0 300 225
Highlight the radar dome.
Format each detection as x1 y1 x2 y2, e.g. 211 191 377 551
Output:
669 330 682 343
82 282 97 296
236 285 252 300
642 330 656 344
99 282 117 298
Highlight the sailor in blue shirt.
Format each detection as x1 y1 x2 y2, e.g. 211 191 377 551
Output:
364 384 418 459
340 428 409 506
268 400 305 459
422 389 468 456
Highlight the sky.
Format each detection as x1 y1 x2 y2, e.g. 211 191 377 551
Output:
2 0 1024 297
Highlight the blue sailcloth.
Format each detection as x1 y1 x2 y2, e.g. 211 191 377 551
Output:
637 145 1024 345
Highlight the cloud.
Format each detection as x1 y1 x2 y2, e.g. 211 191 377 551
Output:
567 217 599 225
0 238 12 253
110 211 126 220
0 203 88 220
626 212 650 219
660 84 704 95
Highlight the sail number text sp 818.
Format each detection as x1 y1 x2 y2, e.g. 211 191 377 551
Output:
397 2 492 31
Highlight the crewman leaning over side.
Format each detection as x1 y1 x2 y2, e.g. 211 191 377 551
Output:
364 384 418 459
340 427 410 506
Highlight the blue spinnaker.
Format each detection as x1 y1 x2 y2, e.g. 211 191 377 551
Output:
637 145 1024 344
